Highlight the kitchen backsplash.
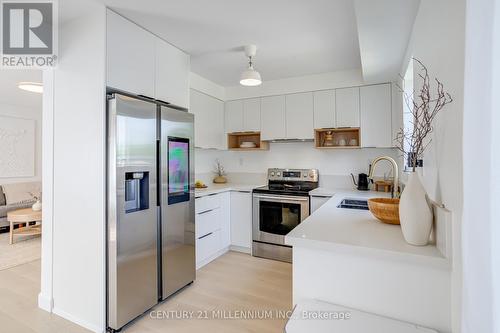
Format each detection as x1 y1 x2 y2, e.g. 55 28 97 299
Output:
195 141 400 186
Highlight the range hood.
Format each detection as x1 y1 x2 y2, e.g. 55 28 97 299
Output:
267 138 315 143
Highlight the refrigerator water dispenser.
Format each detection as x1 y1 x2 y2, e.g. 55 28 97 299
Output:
124 172 149 213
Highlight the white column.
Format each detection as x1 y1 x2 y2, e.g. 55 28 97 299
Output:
39 4 107 333
39 69 55 312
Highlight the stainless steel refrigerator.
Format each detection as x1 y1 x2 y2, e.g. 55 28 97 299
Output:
107 93 195 331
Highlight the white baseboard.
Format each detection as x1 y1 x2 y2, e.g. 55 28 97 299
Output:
52 307 104 333
38 292 53 312
229 245 251 254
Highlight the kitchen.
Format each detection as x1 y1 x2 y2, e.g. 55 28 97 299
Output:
8 0 497 333
104 3 449 331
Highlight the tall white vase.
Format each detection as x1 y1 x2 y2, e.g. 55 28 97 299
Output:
399 172 433 246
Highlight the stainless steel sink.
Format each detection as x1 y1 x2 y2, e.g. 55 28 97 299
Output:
337 198 369 210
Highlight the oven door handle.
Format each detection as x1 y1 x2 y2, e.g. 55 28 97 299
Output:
253 194 309 202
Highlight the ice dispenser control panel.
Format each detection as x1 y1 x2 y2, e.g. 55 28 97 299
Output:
124 172 149 213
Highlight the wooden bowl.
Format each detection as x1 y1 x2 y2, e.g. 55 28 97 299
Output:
367 198 400 225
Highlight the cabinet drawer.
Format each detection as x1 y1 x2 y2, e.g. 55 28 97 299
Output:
196 230 221 264
196 208 221 238
195 193 221 213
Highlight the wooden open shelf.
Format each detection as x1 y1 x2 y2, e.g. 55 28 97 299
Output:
227 132 269 151
314 128 361 149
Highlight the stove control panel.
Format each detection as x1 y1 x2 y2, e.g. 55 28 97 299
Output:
267 168 319 182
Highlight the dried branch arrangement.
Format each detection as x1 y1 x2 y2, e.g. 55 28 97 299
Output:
213 159 226 177
395 59 453 172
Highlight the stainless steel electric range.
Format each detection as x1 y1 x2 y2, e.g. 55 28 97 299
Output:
252 168 319 263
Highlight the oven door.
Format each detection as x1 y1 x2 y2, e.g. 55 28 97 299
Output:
252 193 310 245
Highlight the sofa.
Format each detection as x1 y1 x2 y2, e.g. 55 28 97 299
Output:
0 182 40 230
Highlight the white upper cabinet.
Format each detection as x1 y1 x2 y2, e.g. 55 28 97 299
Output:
107 9 189 108
360 84 392 147
225 98 261 133
243 98 261 132
286 92 314 139
336 87 360 127
190 89 225 150
155 39 190 108
313 90 336 129
261 95 286 140
107 10 155 97
225 100 244 133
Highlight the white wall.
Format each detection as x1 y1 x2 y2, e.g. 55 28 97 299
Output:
225 69 364 100
406 0 465 331
41 4 107 332
190 72 225 101
0 103 42 184
461 0 499 332
493 2 500 329
196 144 399 185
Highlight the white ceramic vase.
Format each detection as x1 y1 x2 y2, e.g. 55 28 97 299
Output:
32 200 42 211
399 172 433 246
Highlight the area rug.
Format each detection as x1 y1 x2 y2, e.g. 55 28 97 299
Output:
0 232 41 270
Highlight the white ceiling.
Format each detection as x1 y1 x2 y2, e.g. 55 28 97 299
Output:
58 0 420 88
62 0 362 87
354 0 421 83
0 70 42 108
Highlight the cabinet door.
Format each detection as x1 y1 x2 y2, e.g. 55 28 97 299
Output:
360 84 392 147
155 39 190 108
230 191 252 250
336 87 360 127
243 98 261 132
190 89 225 149
261 95 286 140
286 92 314 139
313 90 336 129
196 230 221 268
107 10 155 97
311 196 331 213
224 100 243 133
219 192 231 249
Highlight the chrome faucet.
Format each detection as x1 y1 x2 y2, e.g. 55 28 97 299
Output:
368 156 400 198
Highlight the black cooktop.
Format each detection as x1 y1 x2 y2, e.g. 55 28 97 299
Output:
253 181 318 196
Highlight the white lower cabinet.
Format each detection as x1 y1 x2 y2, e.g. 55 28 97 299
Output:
311 195 332 212
220 192 231 248
196 230 222 266
196 208 221 239
230 191 253 251
195 193 228 269
195 192 232 269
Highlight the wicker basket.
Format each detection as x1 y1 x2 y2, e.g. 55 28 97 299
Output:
367 198 400 225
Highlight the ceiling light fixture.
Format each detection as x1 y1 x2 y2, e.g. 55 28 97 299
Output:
18 82 43 94
240 45 262 86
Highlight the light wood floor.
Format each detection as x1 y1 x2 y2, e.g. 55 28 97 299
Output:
0 260 90 333
127 251 292 333
0 251 292 333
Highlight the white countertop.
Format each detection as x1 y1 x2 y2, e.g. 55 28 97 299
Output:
309 187 338 197
286 189 450 269
195 183 263 198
